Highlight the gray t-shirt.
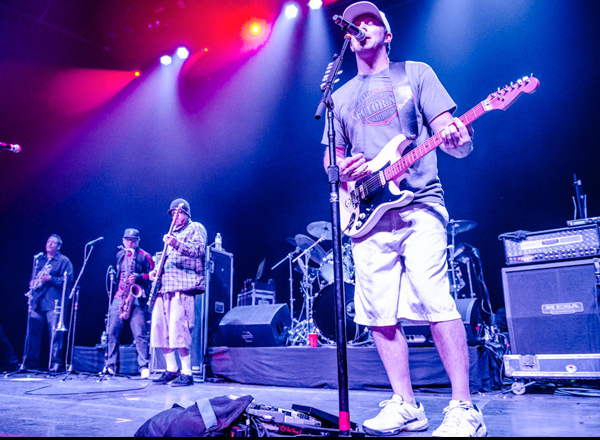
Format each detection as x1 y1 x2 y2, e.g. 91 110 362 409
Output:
322 61 456 205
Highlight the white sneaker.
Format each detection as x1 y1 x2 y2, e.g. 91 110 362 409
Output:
140 368 150 379
362 394 428 436
432 400 487 437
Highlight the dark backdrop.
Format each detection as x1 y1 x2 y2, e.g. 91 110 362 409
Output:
1 0 598 356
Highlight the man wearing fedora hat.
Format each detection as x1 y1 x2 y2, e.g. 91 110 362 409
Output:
106 228 154 378
149 198 207 387
323 1 486 437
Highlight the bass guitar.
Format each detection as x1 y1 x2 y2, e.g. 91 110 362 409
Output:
147 203 184 309
340 75 540 238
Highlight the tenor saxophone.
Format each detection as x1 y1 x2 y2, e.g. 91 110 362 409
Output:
118 248 143 320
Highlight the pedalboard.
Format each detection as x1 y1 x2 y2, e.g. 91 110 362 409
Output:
500 224 600 265
242 402 363 437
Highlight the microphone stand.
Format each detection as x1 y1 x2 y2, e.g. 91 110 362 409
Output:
98 266 116 381
315 34 354 436
5 257 44 377
61 243 96 381
572 174 587 220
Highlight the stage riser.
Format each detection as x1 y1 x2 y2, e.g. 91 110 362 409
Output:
207 346 492 392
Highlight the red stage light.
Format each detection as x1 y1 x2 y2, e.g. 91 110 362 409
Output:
240 18 271 52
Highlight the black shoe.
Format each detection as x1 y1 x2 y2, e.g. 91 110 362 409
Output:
170 373 193 387
152 370 179 384
50 363 62 373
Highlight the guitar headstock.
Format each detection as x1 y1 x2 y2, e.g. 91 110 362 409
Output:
484 75 540 111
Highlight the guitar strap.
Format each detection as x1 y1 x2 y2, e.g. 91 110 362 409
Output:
389 62 418 141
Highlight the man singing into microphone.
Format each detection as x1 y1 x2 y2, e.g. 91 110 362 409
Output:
106 229 154 378
26 234 74 372
323 2 485 437
149 199 207 387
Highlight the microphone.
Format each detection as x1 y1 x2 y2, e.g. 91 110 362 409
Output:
34 252 44 259
0 142 21 153
332 15 366 42
87 237 104 246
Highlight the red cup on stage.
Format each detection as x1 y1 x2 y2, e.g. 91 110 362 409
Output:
309 333 318 348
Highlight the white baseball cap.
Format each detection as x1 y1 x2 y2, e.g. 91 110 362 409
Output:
342 1 391 33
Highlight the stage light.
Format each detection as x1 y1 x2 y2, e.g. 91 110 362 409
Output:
176 47 190 60
284 4 299 18
133 70 141 77
241 18 271 52
160 55 172 65
308 0 322 10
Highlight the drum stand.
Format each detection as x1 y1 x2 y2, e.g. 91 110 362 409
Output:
447 223 461 299
290 241 323 346
271 247 301 340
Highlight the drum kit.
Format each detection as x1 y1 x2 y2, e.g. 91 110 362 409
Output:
272 218 480 346
272 220 367 346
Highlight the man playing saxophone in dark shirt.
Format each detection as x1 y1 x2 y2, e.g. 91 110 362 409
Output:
106 228 154 377
26 234 74 372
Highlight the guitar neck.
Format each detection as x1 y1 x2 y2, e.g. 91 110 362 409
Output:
153 215 181 279
384 101 488 181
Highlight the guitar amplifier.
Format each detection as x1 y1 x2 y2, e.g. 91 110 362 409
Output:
500 224 600 265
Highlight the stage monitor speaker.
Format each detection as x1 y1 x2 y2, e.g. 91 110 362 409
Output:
192 246 233 371
502 258 600 355
219 304 291 347
402 298 484 347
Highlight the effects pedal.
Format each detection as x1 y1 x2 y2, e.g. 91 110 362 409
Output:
244 402 364 437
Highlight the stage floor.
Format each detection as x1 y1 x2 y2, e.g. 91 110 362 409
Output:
0 370 599 437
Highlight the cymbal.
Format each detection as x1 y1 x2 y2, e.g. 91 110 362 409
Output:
307 221 333 240
290 234 327 265
447 220 477 235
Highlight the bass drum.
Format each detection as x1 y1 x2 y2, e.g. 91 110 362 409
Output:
314 283 368 343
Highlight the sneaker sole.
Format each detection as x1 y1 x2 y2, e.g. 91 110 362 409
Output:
432 423 487 437
363 420 428 436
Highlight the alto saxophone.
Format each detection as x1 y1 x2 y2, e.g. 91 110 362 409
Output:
25 261 52 299
118 248 143 320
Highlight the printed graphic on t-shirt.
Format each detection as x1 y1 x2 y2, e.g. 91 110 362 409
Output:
350 88 397 127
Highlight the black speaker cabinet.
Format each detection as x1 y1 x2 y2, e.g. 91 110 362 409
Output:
219 304 291 347
502 258 600 355
192 246 233 372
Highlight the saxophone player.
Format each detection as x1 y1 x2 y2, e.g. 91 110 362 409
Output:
106 229 154 378
26 234 74 372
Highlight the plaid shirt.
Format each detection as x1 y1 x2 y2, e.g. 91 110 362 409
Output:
159 219 207 294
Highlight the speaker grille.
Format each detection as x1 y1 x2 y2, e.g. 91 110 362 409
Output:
502 259 600 355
